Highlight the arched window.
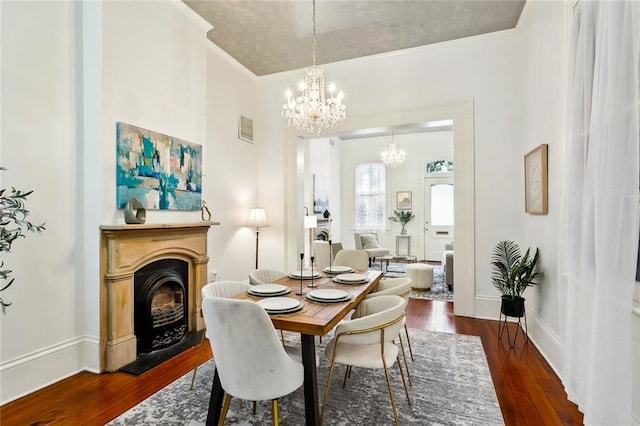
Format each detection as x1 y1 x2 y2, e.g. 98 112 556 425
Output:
354 163 386 229
425 160 454 174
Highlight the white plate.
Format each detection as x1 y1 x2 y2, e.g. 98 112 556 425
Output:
335 273 367 282
257 297 301 312
249 284 289 294
306 293 352 304
289 269 321 278
307 289 349 301
323 265 353 274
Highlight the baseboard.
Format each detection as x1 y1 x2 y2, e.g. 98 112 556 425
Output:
0 335 99 405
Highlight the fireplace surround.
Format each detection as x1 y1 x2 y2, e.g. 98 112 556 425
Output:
99 222 217 372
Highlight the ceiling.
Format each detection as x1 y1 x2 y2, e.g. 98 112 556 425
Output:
183 0 526 77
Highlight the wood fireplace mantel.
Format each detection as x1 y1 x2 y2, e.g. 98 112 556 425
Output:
99 222 219 372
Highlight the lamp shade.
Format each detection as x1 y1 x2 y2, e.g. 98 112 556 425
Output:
247 207 269 228
304 215 317 229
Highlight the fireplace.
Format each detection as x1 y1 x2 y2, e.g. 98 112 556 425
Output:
134 259 188 355
99 222 217 372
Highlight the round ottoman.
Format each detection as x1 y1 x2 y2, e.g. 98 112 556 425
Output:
406 263 434 291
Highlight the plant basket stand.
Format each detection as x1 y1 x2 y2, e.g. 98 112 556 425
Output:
497 296 528 349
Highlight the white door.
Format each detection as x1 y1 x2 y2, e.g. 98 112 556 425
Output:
423 176 454 261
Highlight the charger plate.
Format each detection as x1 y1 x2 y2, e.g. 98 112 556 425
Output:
256 297 303 314
248 284 291 297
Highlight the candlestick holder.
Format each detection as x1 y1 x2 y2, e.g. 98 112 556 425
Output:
308 256 317 288
328 239 333 274
296 252 304 295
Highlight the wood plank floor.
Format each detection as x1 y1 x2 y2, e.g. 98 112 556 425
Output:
1 299 583 425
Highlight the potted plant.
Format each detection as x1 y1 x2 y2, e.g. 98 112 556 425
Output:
491 240 541 317
0 168 45 313
388 210 415 235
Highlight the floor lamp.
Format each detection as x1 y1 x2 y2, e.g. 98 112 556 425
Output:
304 208 317 267
247 207 269 269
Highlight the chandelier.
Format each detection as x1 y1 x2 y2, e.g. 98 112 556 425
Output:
282 0 346 138
381 132 406 168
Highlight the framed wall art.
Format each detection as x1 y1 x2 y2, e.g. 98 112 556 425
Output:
116 122 203 211
524 143 548 215
396 191 412 210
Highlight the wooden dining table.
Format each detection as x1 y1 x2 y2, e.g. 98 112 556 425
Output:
205 269 383 426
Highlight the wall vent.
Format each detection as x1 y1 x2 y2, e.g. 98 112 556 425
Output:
238 115 254 143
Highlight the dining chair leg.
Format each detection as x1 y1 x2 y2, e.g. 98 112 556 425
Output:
397 335 412 386
271 399 279 426
404 324 414 361
253 401 257 414
382 363 400 426
320 359 338 425
342 365 350 388
219 393 232 426
396 355 411 406
189 330 207 390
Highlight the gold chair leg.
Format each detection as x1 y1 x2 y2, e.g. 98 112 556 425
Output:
271 399 279 426
396 355 411 406
404 324 414 361
398 335 412 386
218 393 232 426
189 330 207 390
382 363 400 426
320 360 337 425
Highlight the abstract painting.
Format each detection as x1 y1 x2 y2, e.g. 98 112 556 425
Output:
116 122 202 211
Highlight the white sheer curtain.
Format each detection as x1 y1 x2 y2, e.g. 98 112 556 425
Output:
559 1 640 424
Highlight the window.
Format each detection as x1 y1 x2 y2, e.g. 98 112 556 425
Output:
355 163 386 229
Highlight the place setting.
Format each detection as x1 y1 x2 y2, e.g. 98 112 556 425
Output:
256 297 304 315
247 284 291 298
332 273 369 285
305 288 353 304
323 265 354 275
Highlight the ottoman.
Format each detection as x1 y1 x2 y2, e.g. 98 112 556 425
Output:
406 263 434 291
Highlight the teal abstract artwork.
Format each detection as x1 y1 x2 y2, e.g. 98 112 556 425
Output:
116 122 202 211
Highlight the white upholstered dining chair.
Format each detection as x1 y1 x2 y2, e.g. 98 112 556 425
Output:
249 269 287 285
321 295 410 426
202 296 304 426
333 249 369 271
190 280 251 390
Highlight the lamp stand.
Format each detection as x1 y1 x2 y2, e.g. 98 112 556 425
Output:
254 227 260 269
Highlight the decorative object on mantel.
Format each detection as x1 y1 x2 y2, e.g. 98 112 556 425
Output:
381 131 406 168
116 122 203 211
388 210 415 235
0 168 46 313
281 0 346 138
323 209 331 218
200 200 211 221
124 197 146 224
491 240 542 348
247 207 270 269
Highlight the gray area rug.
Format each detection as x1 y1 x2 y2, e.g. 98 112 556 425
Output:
108 330 503 425
372 261 453 302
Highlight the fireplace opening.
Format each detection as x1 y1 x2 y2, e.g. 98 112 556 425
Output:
134 259 188 355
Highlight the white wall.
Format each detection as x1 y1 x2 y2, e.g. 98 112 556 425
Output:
1 0 82 404
517 0 570 371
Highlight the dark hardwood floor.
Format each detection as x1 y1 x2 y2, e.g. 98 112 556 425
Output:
1 299 583 425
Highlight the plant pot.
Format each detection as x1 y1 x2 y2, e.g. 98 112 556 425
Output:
500 296 525 318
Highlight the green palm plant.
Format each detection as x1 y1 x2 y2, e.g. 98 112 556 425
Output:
491 240 541 299
0 168 45 313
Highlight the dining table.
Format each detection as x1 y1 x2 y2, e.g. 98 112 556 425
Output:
205 268 383 426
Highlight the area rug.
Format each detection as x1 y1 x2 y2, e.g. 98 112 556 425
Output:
108 330 503 425
372 261 453 302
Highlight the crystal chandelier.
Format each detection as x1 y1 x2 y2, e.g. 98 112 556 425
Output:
282 0 346 138
381 132 406 168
